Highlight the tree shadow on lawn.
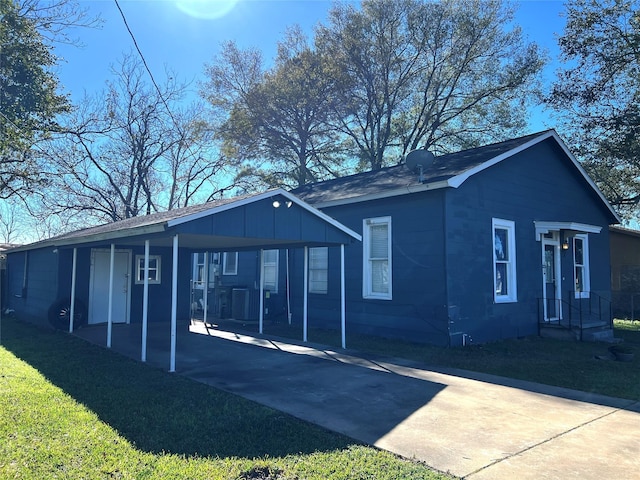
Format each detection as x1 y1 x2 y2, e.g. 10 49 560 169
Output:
2 318 355 458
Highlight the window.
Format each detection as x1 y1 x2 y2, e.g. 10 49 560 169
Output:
262 249 278 293
573 234 590 298
223 252 238 275
363 216 392 299
492 218 517 303
193 252 219 288
135 255 161 284
309 247 328 294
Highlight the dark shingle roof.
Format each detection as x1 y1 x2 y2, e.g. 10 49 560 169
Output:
50 194 255 242
292 131 551 205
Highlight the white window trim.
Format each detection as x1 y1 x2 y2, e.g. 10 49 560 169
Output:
135 254 161 285
573 234 590 299
262 249 279 293
222 252 238 276
492 218 517 303
309 246 328 294
363 216 392 300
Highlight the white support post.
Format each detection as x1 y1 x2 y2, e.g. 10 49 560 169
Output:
286 249 292 324
141 240 149 362
341 244 346 349
259 249 264 334
203 252 209 325
107 244 115 348
69 248 77 333
170 234 178 373
303 246 308 342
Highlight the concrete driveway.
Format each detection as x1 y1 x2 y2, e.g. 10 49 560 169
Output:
75 322 640 479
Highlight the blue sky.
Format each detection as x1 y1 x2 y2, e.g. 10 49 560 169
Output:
53 0 567 131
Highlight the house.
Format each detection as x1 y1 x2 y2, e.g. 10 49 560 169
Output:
0 243 19 315
5 130 621 360
609 225 640 320
4 190 361 370
285 129 620 344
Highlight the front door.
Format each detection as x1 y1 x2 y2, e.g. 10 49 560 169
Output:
542 234 562 321
88 249 131 325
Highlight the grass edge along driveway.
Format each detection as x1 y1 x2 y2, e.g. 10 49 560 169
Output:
0 318 450 480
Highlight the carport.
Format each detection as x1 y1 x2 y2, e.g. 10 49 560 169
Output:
10 189 360 371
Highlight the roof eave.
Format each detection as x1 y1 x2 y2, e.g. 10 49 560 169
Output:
306 180 451 209
7 224 168 253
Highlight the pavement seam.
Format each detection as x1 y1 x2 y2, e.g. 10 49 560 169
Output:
463 407 623 479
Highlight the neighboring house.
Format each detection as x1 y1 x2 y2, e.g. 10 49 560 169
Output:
5 130 621 354
610 225 640 320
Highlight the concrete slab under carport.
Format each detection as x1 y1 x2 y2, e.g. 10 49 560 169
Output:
74 322 640 479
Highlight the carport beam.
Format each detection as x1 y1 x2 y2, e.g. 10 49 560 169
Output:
69 248 77 333
141 240 149 362
170 234 178 373
107 243 115 348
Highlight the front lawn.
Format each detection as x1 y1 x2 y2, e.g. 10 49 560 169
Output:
0 317 449 480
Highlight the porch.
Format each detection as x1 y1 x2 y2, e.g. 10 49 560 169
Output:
538 290 614 342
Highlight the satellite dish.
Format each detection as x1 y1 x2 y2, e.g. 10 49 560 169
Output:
405 148 435 172
405 149 435 182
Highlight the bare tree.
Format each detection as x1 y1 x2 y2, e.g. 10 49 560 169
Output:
0 200 23 243
39 53 229 225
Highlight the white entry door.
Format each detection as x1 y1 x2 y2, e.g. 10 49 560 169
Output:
541 234 562 321
89 249 131 325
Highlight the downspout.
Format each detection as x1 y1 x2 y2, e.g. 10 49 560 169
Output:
69 248 77 333
443 190 451 347
286 249 292 325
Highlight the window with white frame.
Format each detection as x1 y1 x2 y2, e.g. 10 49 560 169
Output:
135 255 161 284
573 234 590 298
363 216 392 299
222 252 238 275
309 247 328 294
492 218 517 303
262 249 278 293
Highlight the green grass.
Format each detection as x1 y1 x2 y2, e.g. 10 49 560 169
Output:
260 319 640 401
0 317 449 480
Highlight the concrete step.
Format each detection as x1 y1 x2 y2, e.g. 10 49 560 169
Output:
539 325 579 341
582 328 616 343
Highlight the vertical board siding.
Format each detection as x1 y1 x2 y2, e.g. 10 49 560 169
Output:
7 248 59 326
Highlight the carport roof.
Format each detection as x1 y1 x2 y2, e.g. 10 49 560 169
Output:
9 189 361 252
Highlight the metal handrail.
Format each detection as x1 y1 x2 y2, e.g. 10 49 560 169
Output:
538 291 612 339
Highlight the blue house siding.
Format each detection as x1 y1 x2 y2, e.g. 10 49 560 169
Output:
6 247 59 326
287 192 450 345
444 138 613 343
173 199 354 246
126 246 192 325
